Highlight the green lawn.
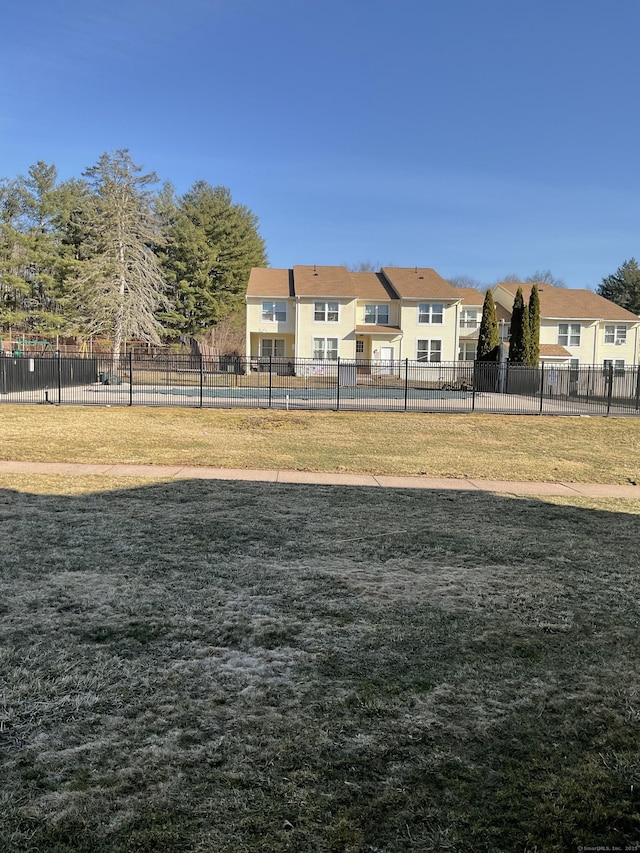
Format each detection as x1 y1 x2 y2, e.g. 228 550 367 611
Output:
1 405 640 482
2 473 640 851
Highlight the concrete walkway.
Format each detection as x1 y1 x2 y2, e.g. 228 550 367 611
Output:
0 460 638 498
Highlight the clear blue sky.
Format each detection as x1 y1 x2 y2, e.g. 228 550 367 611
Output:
2 0 639 288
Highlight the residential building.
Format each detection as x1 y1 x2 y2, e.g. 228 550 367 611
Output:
493 282 640 368
450 287 511 361
246 265 467 364
246 268 640 369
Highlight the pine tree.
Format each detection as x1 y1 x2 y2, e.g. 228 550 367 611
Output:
476 290 500 360
527 284 540 366
509 286 530 363
159 181 267 336
0 163 79 339
596 258 640 314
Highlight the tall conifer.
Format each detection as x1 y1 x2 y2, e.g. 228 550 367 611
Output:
509 286 529 363
527 284 540 366
476 290 499 361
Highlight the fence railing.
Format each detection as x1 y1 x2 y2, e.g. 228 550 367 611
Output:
1 353 639 416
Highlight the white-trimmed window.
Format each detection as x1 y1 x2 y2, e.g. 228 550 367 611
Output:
261 301 286 322
260 339 285 357
458 342 477 361
603 358 625 375
314 301 339 322
418 303 444 324
604 325 627 345
364 304 390 325
460 309 479 329
313 337 338 360
417 339 442 362
355 340 365 354
558 323 580 346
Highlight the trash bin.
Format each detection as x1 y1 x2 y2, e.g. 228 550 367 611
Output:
99 371 109 384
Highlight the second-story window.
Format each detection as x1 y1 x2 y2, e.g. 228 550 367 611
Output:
604 325 627 344
418 303 444 324
261 301 286 322
314 302 339 322
364 304 389 325
558 323 580 346
460 309 478 328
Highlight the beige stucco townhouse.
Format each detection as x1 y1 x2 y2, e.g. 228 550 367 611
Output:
246 265 466 365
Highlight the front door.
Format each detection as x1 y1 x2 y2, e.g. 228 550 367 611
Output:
379 346 394 374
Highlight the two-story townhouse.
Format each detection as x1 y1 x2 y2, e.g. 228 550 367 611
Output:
292 265 402 363
246 265 465 363
245 268 296 364
493 282 640 368
448 287 511 361
380 267 463 363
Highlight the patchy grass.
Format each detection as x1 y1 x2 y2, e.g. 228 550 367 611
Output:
2 475 640 851
1 405 640 482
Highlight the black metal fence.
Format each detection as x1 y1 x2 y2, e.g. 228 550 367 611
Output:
1 353 639 416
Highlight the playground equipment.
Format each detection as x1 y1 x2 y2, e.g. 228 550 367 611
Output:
6 339 55 357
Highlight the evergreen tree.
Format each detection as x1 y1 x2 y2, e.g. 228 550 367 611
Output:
72 150 169 367
476 289 500 360
160 181 267 336
509 286 531 363
596 258 640 314
527 284 540 366
0 163 78 338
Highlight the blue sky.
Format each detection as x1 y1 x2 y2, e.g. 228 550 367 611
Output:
2 0 639 288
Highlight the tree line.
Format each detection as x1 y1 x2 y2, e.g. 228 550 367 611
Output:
0 150 267 355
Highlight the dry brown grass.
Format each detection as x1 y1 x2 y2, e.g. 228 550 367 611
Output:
2 475 640 851
1 405 639 483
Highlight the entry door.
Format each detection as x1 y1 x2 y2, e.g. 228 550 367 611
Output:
379 346 394 374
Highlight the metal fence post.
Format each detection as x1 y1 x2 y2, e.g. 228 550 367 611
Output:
606 361 614 415
129 352 133 406
199 353 204 409
404 358 409 411
56 351 62 404
539 362 544 414
635 366 640 411
268 355 272 408
336 357 341 411
471 361 476 412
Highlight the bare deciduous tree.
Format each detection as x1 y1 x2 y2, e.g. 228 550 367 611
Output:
73 150 168 369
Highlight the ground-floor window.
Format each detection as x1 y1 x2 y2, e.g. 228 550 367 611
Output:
458 342 476 361
417 339 442 362
313 337 338 360
260 338 285 358
603 358 625 376
355 340 365 354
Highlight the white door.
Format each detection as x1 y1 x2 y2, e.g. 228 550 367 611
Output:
379 346 394 374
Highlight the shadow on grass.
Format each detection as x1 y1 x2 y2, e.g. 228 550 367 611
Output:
1 478 640 852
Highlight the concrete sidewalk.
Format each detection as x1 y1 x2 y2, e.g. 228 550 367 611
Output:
0 460 638 498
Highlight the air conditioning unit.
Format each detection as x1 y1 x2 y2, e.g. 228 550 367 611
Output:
615 339 624 345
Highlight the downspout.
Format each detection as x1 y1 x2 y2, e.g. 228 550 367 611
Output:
592 320 601 365
295 296 300 359
354 298 358 358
